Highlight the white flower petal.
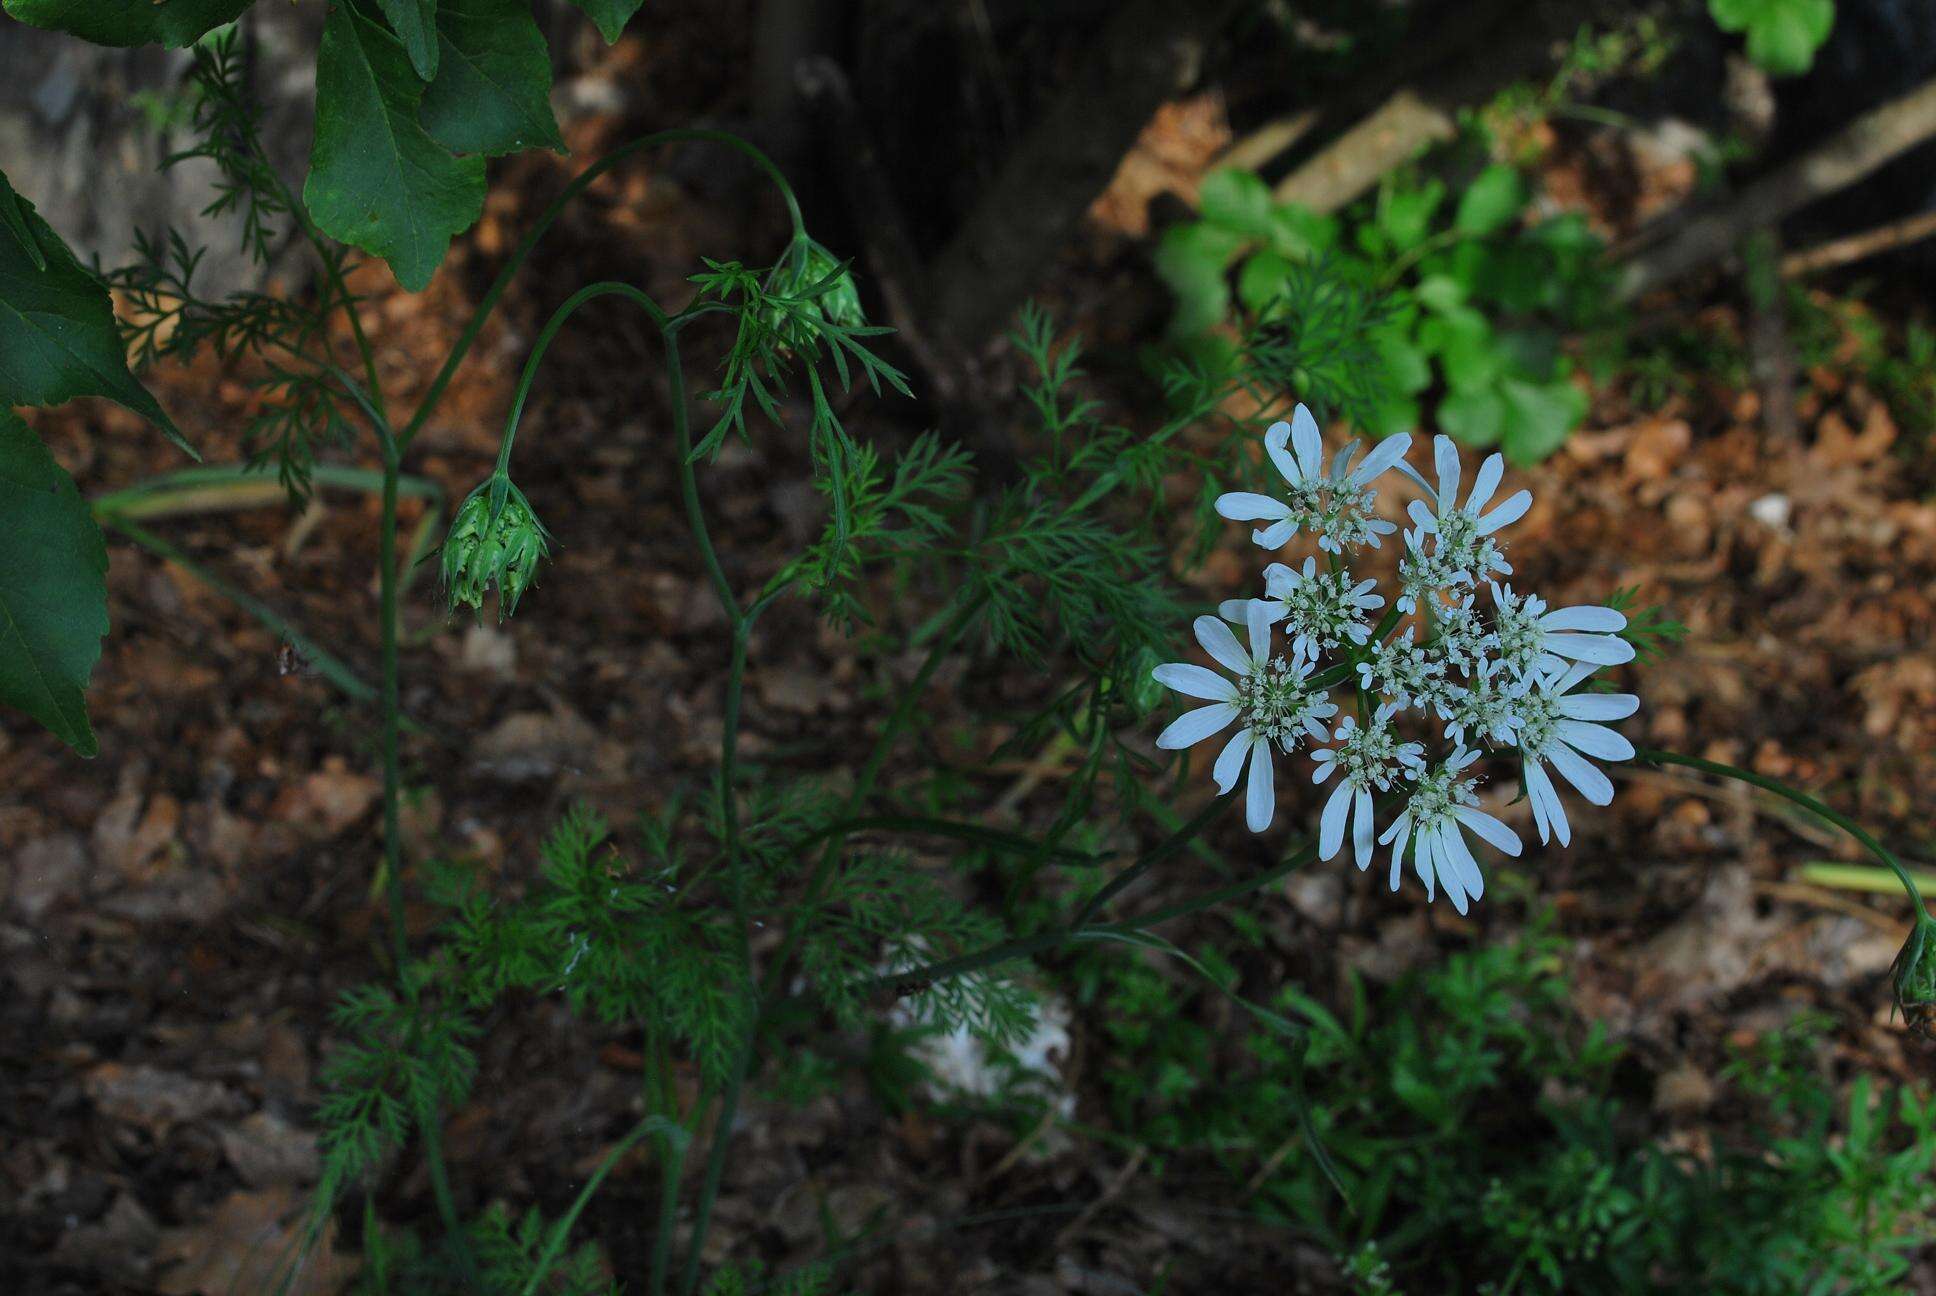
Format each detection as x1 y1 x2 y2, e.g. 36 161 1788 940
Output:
1245 738 1276 833
1194 615 1253 676
1538 605 1626 634
1291 404 1323 480
1547 742 1615 806
1523 759 1566 846
1352 786 1376 869
1556 720 1634 762
1254 518 1297 549
1386 814 1410 892
1264 419 1302 486
1215 491 1291 522
1544 632 1636 666
1557 691 1639 722
1212 726 1254 794
1453 805 1522 857
1349 433 1412 487
1319 779 1352 861
1433 434 1461 507
1475 488 1532 534
1153 663 1238 702
1413 829 1440 903
1156 703 1238 750
1465 452 1504 513
1245 599 1274 667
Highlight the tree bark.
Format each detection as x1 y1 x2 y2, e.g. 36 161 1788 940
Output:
1616 76 1936 300
924 0 1242 354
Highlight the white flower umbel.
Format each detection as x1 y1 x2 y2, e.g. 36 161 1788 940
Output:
1403 437 1525 585
1490 582 1635 681
1156 410 1643 915
1378 748 1522 914
1263 557 1382 657
1152 601 1337 833
1214 404 1410 554
1312 705 1425 869
1513 660 1640 847
1446 660 1528 748
1355 627 1454 718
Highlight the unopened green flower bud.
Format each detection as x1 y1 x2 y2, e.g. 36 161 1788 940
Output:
1127 645 1168 717
442 476 551 620
1893 913 1936 1038
766 239 865 347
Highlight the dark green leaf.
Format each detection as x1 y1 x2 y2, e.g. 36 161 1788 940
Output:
1155 222 1243 339
1454 164 1524 237
1377 178 1443 253
2 0 253 47
1267 204 1338 258
1499 375 1586 465
1709 0 1834 76
305 2 486 292
372 0 440 81
1418 307 1500 392
421 0 565 157
0 169 192 455
1438 384 1505 447
0 410 109 756
1198 168 1273 240
567 0 645 43
1237 250 1294 315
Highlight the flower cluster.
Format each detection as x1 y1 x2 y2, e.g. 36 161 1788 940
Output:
442 475 552 620
1153 405 1639 912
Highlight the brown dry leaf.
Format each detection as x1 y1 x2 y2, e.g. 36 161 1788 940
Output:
268 757 380 839
85 1063 235 1136
156 1186 356 1296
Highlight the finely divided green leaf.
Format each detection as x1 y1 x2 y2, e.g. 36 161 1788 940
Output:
372 0 440 81
0 410 109 757
567 0 645 43
1 0 254 47
0 169 192 455
305 3 486 293
421 0 565 157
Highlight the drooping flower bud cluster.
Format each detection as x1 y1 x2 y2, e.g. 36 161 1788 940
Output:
442 475 551 621
1152 405 1641 912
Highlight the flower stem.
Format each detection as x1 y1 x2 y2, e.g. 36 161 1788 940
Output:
399 130 804 456
1636 747 1930 913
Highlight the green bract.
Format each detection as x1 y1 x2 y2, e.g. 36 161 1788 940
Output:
442 476 551 620
1894 914 1936 1032
768 240 866 344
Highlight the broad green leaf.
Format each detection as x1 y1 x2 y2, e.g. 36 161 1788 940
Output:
373 0 440 81
1413 274 1466 315
305 2 486 293
1267 204 1338 258
1438 384 1505 447
1155 221 1244 339
1708 0 1834 77
1377 178 1444 253
1454 164 1524 237
1198 168 1274 240
0 169 192 455
1237 250 1294 315
1373 323 1432 394
2 0 253 47
1419 307 1501 392
422 0 565 157
0 410 109 757
1499 375 1587 465
568 0 646 43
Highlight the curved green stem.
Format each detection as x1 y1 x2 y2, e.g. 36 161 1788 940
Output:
493 281 671 476
1637 747 1930 913
399 129 803 455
